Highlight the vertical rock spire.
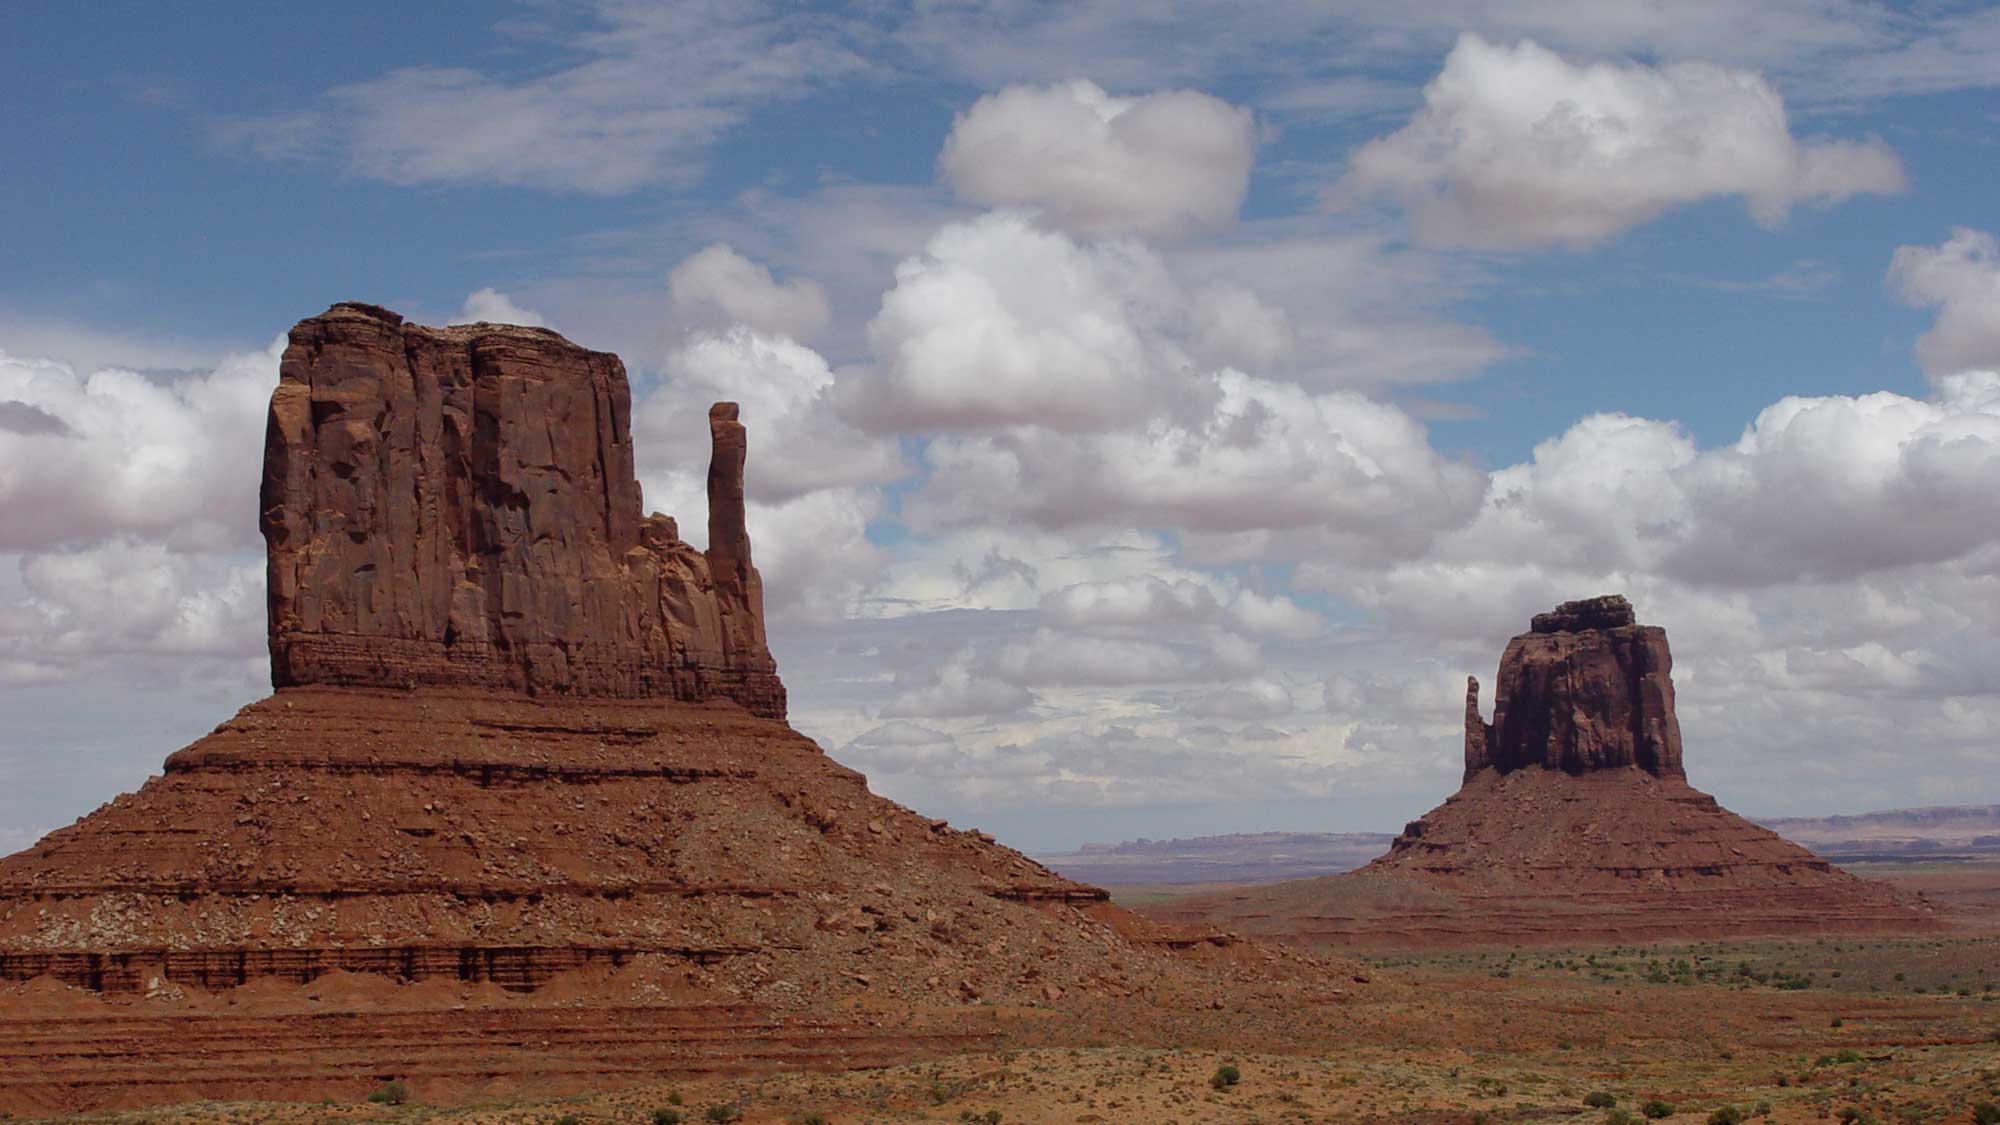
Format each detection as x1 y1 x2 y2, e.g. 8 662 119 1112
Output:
705 401 750 588
1463 676 1492 780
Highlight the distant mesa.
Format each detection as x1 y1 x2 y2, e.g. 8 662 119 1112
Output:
1145 595 1940 946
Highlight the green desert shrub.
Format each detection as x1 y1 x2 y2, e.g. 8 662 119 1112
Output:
1605 1111 1641 1125
1971 1102 2000 1125
1641 1098 1676 1119
1210 1063 1241 1090
1706 1107 1746 1125
366 1080 409 1105
653 1111 685 1125
1585 1091 1619 1108
705 1105 743 1123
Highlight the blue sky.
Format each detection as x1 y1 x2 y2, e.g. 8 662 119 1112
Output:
4 2 1999 852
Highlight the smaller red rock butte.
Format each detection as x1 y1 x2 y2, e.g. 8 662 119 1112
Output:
1144 594 1937 945
1463 593 1683 781
262 302 783 718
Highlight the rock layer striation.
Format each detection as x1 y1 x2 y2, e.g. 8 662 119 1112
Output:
263 303 781 717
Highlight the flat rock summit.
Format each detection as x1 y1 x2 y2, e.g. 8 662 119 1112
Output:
0 305 1317 1114
1148 596 1937 946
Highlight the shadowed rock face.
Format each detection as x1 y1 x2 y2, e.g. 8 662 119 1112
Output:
1465 594 1682 781
261 302 783 718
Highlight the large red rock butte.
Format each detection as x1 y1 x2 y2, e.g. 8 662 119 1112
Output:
0 304 1305 1113
1147 595 1939 947
263 304 782 715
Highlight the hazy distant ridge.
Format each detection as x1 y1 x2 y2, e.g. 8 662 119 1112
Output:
1040 805 2000 885
1037 831 1395 886
1750 804 2000 858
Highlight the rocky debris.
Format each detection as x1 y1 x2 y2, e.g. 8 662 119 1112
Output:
262 302 782 717
1147 596 1937 946
1477 593 1682 779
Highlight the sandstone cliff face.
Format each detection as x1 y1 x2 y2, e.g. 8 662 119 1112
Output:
1465 594 1682 780
261 303 782 717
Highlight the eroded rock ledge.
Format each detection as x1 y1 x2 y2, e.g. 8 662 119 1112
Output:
261 303 783 717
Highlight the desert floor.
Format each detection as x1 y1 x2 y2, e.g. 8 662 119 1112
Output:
16 866 2000 1125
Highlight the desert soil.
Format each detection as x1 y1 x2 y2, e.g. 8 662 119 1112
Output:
14 928 1997 1124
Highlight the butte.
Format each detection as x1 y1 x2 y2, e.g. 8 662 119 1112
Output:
0 303 1299 1113
1147 595 1939 947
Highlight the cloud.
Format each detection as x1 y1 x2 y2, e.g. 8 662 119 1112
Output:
0 313 230 377
1042 577 1321 640
940 79 1255 238
841 721 964 775
894 1 1920 97
907 369 1487 565
452 288 547 328
881 648 1035 719
641 327 904 503
857 212 1200 433
1341 34 1906 249
5 543 264 680
845 211 1509 475
989 625 1261 688
1889 228 2000 378
632 325 903 623
1183 678 1294 719
0 401 70 437
1327 374 2000 651
0 344 277 553
216 5 867 193
668 244 832 340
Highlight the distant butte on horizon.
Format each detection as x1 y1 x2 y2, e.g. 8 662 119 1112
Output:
1143 594 1942 946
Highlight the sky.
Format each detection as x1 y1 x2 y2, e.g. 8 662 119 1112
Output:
3 1 1999 855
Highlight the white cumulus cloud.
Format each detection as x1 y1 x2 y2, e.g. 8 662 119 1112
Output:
858 211 1202 432
940 79 1255 239
453 288 548 328
633 326 904 623
0 343 277 553
668 244 832 341
1342 34 1906 249
1889 227 2000 378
